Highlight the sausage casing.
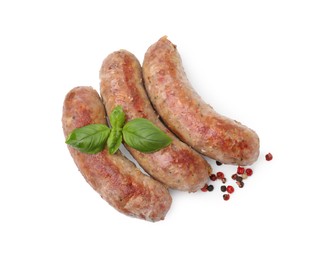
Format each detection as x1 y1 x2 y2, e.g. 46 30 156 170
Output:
143 37 260 165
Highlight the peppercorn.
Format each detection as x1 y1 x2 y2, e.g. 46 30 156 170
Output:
216 161 222 166
226 185 234 194
231 173 238 180
265 153 273 161
236 181 244 188
201 184 208 192
246 168 253 176
223 194 230 201
242 173 248 180
221 185 227 192
210 174 217 181
207 184 214 192
237 166 245 174
216 171 224 179
236 176 243 182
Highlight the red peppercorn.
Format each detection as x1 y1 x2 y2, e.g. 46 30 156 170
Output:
265 153 273 161
216 171 225 179
210 174 217 181
223 194 230 201
201 184 208 192
231 174 238 180
246 168 253 176
237 166 245 174
226 185 234 194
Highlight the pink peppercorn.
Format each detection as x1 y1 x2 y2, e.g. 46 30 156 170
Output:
246 168 253 176
231 174 238 180
201 184 208 192
226 185 234 194
237 166 245 174
210 174 217 181
216 172 225 179
265 153 273 161
223 194 230 201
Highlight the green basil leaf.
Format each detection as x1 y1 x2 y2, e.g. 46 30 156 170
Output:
122 118 172 153
107 128 123 154
65 124 110 154
110 105 125 128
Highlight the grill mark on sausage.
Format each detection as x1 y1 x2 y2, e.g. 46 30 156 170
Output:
122 54 148 118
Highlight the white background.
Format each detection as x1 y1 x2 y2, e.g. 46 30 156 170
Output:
1 0 315 259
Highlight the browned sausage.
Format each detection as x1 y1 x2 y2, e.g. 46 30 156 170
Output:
62 86 172 221
143 36 260 165
100 50 211 192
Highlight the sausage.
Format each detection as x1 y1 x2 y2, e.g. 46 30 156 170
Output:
142 36 260 166
62 86 172 221
99 50 211 192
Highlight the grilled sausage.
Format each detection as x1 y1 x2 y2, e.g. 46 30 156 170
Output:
62 86 172 221
100 50 211 192
142 36 260 165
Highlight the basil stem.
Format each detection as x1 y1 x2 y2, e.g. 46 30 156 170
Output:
107 128 123 154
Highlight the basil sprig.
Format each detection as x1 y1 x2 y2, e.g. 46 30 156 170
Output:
65 106 172 154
